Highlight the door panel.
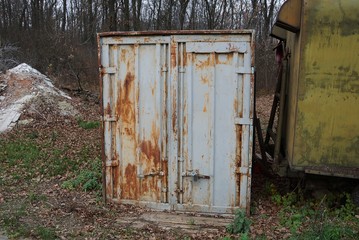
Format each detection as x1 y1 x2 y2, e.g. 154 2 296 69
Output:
103 39 170 204
178 41 252 212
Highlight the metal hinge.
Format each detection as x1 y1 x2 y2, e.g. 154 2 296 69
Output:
182 169 210 181
235 117 252 126
235 167 250 175
102 115 116 122
101 67 116 74
105 160 119 167
179 67 185 73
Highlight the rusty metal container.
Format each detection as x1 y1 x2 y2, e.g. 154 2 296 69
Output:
98 30 255 214
271 0 359 178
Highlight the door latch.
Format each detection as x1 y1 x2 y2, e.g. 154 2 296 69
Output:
182 169 210 182
138 169 164 178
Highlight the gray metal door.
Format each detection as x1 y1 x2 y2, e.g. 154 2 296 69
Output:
174 40 253 213
101 37 170 207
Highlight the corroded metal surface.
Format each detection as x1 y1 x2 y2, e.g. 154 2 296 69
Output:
98 31 254 214
272 0 359 179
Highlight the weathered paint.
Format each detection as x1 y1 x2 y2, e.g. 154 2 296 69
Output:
98 31 255 214
273 0 359 178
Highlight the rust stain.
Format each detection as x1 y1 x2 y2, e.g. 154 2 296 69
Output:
120 48 127 63
203 105 207 113
200 76 209 85
124 127 134 136
117 71 135 125
123 164 138 199
139 121 164 200
202 92 209 113
183 45 187 66
113 167 120 198
171 43 177 69
99 65 105 75
215 54 233 65
140 140 160 168
123 71 134 99
141 179 150 194
105 102 112 116
172 93 177 134
234 99 238 113
195 55 214 69
140 122 161 170
235 124 243 206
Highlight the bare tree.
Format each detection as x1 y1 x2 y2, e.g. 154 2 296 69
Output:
61 0 66 31
179 0 189 30
0 43 19 72
132 0 142 30
119 0 130 31
108 0 117 31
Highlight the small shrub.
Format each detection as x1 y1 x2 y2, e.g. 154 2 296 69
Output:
187 218 195 225
35 226 57 240
279 211 303 233
62 169 101 192
335 193 359 220
1 141 40 166
290 221 357 240
226 209 251 234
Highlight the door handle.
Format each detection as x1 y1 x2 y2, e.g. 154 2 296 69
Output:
182 169 210 181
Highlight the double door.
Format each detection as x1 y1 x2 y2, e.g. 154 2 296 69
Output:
100 33 253 214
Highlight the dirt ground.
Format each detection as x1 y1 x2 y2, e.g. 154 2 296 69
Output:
0 88 358 239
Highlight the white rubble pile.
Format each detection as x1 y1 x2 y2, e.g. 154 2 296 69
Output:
0 63 74 133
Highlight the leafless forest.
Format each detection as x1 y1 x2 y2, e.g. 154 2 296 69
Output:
0 0 282 91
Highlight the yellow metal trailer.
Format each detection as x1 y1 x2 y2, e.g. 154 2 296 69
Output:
270 0 359 179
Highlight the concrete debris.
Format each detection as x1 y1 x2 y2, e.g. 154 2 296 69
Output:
0 63 76 133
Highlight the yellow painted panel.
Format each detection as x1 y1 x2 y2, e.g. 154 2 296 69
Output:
292 0 359 168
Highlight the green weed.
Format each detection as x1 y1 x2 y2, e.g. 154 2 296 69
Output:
61 157 102 192
62 169 101 191
290 216 357 240
334 193 359 221
35 226 57 240
1 203 31 238
28 192 47 203
226 209 251 234
187 218 195 225
240 232 250 240
0 140 40 167
77 118 100 129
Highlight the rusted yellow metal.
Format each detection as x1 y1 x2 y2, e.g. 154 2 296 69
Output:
273 0 359 178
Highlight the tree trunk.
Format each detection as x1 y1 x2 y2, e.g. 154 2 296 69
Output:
62 0 66 31
121 0 130 31
108 0 117 31
179 0 189 30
